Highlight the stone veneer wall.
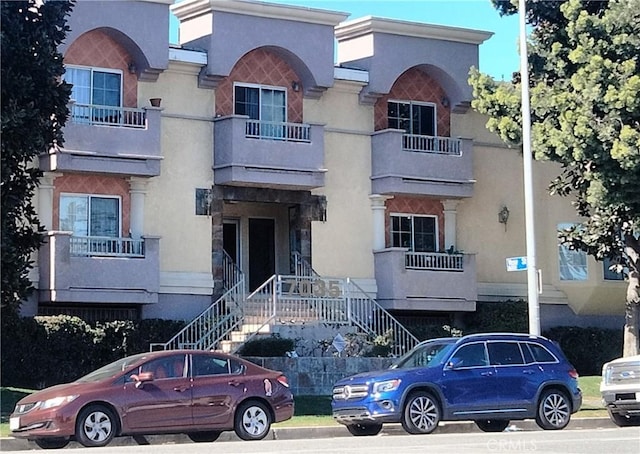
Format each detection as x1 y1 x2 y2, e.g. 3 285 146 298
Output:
244 357 393 396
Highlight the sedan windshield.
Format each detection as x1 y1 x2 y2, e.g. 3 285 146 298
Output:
76 352 150 383
391 340 455 369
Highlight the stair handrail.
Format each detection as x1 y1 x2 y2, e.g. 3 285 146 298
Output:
223 250 244 290
291 251 318 277
345 278 419 357
230 275 278 353
150 279 244 351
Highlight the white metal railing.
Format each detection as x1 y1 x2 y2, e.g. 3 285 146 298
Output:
405 252 464 271
291 251 318 277
69 236 144 258
345 278 419 357
70 103 147 129
223 250 243 291
403 134 461 155
240 274 417 357
245 120 311 142
151 259 418 356
150 280 245 351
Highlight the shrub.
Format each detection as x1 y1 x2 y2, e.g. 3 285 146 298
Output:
239 335 295 357
408 324 463 341
0 315 187 388
543 326 622 376
464 300 528 334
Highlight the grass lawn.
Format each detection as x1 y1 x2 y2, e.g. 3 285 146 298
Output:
0 376 606 437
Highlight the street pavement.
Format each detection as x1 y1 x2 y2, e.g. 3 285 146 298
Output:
0 417 616 451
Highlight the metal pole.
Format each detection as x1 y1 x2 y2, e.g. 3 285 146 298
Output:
519 0 540 335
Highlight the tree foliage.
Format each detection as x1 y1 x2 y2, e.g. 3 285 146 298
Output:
1 0 74 316
470 0 640 355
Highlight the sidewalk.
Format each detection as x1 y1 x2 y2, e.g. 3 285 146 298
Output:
0 417 616 451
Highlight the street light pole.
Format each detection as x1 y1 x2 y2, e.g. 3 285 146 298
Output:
519 0 541 335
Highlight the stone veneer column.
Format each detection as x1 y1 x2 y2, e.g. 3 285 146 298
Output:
370 194 392 251
298 204 313 265
442 199 460 251
210 186 225 298
129 178 148 239
39 172 59 231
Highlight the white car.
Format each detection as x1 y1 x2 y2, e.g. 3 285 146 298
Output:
600 355 640 426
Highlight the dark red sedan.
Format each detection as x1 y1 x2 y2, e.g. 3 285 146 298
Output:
10 350 294 449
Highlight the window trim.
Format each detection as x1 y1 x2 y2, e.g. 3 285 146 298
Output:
64 64 123 107
59 193 122 238
390 213 439 252
387 99 437 137
557 222 588 281
232 82 288 122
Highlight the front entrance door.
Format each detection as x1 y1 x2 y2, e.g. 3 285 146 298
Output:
249 218 275 291
223 220 239 265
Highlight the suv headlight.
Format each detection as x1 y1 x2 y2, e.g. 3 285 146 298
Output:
373 379 401 394
39 395 79 410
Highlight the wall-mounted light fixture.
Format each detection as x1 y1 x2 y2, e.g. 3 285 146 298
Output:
291 81 300 92
498 206 510 230
128 62 137 74
441 97 450 108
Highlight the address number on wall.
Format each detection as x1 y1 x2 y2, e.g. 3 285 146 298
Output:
282 279 343 298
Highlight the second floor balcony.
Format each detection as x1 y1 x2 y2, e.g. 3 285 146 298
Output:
374 248 477 312
213 115 326 190
39 103 162 177
38 231 160 305
371 129 474 198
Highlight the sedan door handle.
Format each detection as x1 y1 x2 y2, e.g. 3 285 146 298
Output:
480 371 493 376
523 370 536 375
173 386 190 392
228 380 243 387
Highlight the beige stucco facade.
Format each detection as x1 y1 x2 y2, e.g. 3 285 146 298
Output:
29 0 625 330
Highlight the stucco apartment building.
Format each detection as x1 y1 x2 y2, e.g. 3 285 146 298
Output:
27 0 625 346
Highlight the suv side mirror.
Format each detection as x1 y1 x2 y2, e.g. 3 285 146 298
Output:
445 359 463 370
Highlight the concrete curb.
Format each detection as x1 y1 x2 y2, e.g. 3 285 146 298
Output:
0 417 616 451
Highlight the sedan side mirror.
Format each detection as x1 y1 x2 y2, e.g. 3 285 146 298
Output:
132 371 154 388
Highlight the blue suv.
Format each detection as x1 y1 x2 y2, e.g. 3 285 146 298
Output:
332 333 582 436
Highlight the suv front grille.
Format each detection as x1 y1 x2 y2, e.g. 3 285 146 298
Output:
333 384 369 400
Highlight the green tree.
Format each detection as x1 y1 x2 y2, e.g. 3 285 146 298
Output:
1 0 74 316
469 0 640 355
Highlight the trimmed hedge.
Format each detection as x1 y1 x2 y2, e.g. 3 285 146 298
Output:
0 314 185 389
238 335 295 357
464 300 529 334
543 326 623 376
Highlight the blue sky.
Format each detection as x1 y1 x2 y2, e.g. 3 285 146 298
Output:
170 0 520 81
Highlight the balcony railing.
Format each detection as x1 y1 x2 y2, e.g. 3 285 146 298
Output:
402 134 461 155
70 103 147 129
405 252 464 271
69 236 145 258
245 119 311 143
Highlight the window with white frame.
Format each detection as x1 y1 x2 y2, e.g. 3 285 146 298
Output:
64 65 122 124
388 100 436 137
390 214 437 252
234 83 286 138
557 223 587 281
60 194 121 238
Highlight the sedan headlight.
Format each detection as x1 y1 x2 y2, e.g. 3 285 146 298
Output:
39 395 79 410
372 379 401 394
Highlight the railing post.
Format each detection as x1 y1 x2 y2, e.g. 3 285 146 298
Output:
346 277 352 324
273 275 278 318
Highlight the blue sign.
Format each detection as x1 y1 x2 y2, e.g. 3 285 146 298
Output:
506 256 528 272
